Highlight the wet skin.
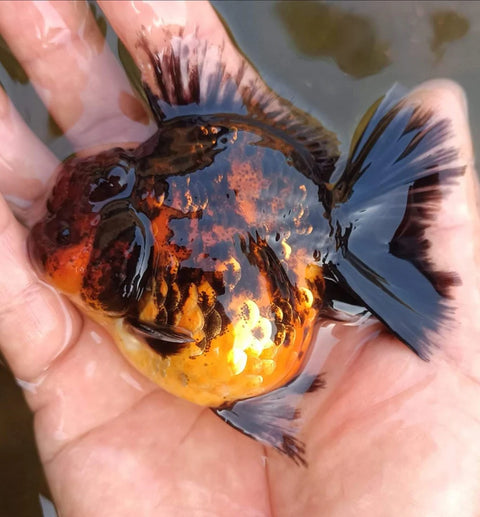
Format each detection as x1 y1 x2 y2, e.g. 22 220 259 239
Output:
0 2 478 516
28 44 464 463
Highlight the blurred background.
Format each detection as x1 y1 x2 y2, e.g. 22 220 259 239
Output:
0 1 478 515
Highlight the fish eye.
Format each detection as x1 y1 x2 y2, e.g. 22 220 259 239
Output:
56 223 71 246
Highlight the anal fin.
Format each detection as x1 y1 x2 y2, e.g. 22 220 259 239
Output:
126 317 194 357
214 372 326 467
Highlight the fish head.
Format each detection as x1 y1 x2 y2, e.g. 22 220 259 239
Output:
28 147 155 315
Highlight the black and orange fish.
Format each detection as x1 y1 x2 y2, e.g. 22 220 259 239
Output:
28 37 463 464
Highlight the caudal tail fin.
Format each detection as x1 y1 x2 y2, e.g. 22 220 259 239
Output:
328 85 464 359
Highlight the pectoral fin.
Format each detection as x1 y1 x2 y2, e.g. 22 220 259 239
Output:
126 317 194 357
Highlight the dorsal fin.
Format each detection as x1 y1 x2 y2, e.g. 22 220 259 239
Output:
136 32 340 182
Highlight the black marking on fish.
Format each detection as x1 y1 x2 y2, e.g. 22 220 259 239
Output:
215 396 307 467
328 85 464 359
215 371 326 466
82 205 153 314
126 317 194 357
137 32 340 182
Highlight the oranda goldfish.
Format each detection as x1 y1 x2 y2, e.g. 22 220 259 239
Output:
28 36 463 464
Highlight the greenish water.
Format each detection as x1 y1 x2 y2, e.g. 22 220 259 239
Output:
0 1 478 515
213 1 479 154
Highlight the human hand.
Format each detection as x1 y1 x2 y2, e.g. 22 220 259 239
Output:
0 2 478 516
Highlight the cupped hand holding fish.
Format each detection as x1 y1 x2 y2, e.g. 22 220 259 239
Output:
0 2 479 516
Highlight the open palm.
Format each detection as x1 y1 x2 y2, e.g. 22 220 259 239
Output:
0 2 478 516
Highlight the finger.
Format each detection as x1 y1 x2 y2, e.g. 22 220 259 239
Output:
43 394 268 517
0 187 161 463
0 0 155 151
30 319 161 463
98 0 259 97
0 87 58 224
0 194 81 382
